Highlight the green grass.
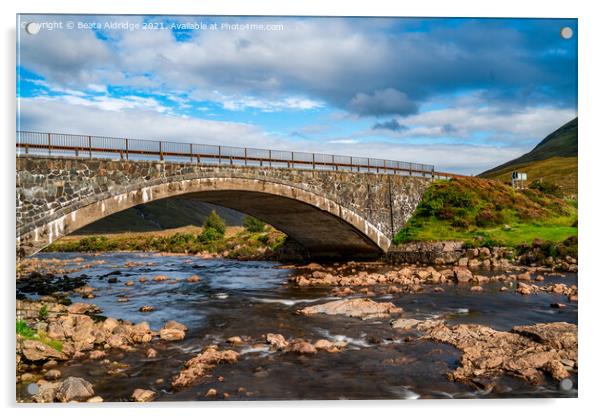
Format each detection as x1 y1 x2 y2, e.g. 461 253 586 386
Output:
394 177 577 248
479 118 578 197
480 156 577 197
17 319 63 352
45 225 287 259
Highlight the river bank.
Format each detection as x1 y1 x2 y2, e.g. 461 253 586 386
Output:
40 223 578 274
16 252 578 402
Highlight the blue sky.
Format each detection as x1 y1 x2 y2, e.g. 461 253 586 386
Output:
17 15 577 174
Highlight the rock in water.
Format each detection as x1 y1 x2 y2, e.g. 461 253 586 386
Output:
265 333 289 350
131 388 157 402
20 340 66 361
288 340 317 354
391 318 421 330
453 267 473 283
55 377 95 402
159 328 186 341
163 320 188 332
33 381 60 403
172 346 239 387
67 302 101 314
422 321 577 384
298 298 401 320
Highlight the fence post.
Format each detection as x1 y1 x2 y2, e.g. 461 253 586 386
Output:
244 148 247 166
48 133 51 156
269 150 272 168
218 146 221 165
125 139 129 160
88 136 92 158
312 153 315 170
159 141 164 161
190 143 193 163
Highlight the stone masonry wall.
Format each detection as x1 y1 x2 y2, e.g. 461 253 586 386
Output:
16 156 431 256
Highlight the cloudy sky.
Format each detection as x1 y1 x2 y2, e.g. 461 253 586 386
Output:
17 15 577 174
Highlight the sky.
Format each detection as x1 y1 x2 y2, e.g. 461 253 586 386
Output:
16 15 577 175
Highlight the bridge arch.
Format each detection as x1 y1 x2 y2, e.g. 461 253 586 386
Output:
17 176 391 259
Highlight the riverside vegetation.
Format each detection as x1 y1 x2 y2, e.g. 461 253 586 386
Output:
46 212 287 260
393 177 577 251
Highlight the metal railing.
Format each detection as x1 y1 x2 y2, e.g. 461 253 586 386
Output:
15 131 455 178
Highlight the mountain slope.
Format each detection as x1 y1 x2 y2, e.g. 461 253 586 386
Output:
479 117 577 196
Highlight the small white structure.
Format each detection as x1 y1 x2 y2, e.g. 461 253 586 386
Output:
511 171 527 189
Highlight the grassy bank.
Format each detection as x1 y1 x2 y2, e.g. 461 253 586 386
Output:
394 177 577 248
45 225 288 260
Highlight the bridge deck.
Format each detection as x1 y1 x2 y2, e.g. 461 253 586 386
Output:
16 131 457 179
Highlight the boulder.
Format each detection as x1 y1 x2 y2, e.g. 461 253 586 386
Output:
55 377 95 402
227 336 244 345
159 328 186 341
131 388 156 402
517 272 532 281
453 267 473 283
146 348 158 358
288 340 317 354
313 339 336 351
139 305 154 312
265 333 288 350
186 275 201 283
44 369 61 380
67 303 101 315
33 381 60 403
299 298 402 320
163 320 188 332
21 340 66 361
391 318 421 330
89 350 106 360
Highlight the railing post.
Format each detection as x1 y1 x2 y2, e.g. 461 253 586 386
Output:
312 153 315 170
367 158 370 173
244 148 247 166
88 136 92 158
25 143 29 154
269 150 272 168
218 146 221 165
190 143 193 163
48 133 51 156
159 141 164 161
125 139 129 160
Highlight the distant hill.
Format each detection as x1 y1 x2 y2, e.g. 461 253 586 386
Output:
479 118 577 196
75 198 245 235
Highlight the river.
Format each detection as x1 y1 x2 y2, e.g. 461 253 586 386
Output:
17 252 578 401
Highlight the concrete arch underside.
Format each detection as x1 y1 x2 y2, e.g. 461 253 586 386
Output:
17 177 391 259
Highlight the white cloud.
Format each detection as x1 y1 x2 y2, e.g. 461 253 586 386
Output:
18 96 532 175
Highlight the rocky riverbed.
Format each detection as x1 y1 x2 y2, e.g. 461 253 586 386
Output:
16 252 578 402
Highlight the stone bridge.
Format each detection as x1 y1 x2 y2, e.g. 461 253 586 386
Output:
16 156 432 259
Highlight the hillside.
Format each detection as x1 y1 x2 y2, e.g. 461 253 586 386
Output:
75 198 244 234
394 177 577 247
479 118 577 196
